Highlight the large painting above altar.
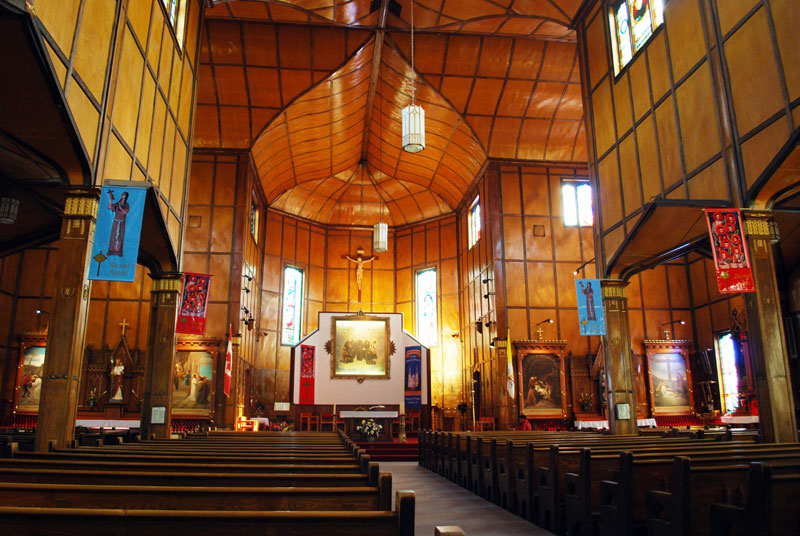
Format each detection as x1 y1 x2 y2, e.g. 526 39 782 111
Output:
331 316 390 379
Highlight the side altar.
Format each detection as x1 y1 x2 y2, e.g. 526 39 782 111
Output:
290 312 431 440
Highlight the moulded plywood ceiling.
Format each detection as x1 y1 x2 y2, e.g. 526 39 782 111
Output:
198 1 587 225
207 0 583 39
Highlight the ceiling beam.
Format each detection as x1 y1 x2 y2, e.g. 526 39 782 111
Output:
360 0 390 161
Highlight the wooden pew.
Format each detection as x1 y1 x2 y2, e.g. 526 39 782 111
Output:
0 490 417 536
647 457 800 536
0 473 393 512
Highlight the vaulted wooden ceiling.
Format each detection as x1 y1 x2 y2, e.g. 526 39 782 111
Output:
196 0 587 225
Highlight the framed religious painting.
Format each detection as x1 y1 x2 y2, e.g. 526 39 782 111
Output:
330 315 392 380
171 337 220 418
645 340 694 416
513 340 568 418
15 334 47 414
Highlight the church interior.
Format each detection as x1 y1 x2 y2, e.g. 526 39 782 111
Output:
0 0 799 534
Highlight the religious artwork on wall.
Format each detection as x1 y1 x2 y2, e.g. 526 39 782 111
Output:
575 278 606 335
176 273 212 334
344 247 376 303
171 338 219 418
15 335 46 414
106 333 136 407
89 184 147 282
645 340 694 415
514 340 568 418
299 345 315 404
404 346 422 408
330 315 392 380
704 208 755 293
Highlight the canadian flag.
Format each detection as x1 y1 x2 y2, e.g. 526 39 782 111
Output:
224 324 233 397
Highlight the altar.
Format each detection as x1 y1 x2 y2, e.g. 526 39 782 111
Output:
339 410 399 441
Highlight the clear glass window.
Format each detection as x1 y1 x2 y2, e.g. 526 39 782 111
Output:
562 180 594 227
416 269 438 347
281 266 303 345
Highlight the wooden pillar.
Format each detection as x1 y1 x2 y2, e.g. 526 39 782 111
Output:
741 211 797 442
139 273 180 440
35 189 99 451
601 280 638 435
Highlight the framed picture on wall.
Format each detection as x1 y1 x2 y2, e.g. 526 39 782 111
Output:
513 340 568 418
171 338 220 418
15 334 47 414
330 315 391 380
645 340 694 416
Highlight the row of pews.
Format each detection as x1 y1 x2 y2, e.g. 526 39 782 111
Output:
419 428 800 535
0 430 463 535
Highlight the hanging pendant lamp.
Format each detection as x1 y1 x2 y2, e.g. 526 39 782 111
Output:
374 80 389 253
402 0 425 153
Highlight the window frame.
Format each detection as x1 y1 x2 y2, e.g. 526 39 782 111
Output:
561 178 594 228
280 265 304 346
250 195 260 244
608 0 667 76
468 195 481 249
415 267 438 348
157 0 189 52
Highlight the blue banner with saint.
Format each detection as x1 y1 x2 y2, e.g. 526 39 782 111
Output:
89 185 147 282
575 278 606 336
404 346 422 409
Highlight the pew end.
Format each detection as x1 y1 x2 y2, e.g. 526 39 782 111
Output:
434 526 465 536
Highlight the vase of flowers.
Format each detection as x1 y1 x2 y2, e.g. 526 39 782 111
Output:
578 391 594 412
356 418 382 441
86 389 97 410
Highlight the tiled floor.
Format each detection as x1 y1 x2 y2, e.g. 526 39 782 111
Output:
382 461 556 536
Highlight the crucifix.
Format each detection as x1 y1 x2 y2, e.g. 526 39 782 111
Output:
536 327 544 341
119 318 130 338
343 247 377 302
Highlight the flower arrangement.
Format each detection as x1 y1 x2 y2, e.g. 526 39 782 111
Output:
269 421 293 431
86 389 97 410
578 391 594 411
356 418 382 438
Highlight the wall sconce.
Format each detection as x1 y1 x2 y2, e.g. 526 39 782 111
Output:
535 318 552 341
483 292 494 299
573 258 595 276
482 278 493 284
35 309 50 316
450 332 460 339
484 320 495 328
241 306 250 315
243 274 253 282
243 287 250 294
660 319 685 340
536 318 553 326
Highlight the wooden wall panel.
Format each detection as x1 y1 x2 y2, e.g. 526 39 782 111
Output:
576 0 798 274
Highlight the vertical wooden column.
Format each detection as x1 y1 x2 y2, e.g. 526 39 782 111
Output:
140 273 180 440
35 189 99 451
601 280 638 435
741 211 797 442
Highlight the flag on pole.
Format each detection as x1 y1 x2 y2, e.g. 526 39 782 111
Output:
506 329 515 399
224 324 233 397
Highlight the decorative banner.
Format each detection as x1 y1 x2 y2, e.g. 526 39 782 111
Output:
89 185 147 282
576 279 606 336
404 346 422 409
299 345 315 405
704 209 756 293
224 325 232 397
176 273 212 334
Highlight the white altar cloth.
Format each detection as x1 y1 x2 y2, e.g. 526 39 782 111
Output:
339 410 398 419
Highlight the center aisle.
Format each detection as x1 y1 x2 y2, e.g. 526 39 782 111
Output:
382 462 556 536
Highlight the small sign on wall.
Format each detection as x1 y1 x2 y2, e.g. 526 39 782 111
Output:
151 406 166 424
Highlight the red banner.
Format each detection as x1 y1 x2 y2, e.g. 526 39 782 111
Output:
704 209 755 293
224 325 232 397
299 345 315 405
176 273 212 334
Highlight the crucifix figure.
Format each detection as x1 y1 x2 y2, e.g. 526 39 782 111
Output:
119 318 130 338
343 247 376 302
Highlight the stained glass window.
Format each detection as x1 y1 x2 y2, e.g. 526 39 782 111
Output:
159 0 188 48
468 196 481 248
416 269 438 347
610 0 666 73
717 333 740 413
281 266 303 345
250 196 259 244
562 180 593 227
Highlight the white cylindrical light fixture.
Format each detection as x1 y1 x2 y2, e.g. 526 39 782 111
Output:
373 221 388 252
402 104 425 153
0 196 20 224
